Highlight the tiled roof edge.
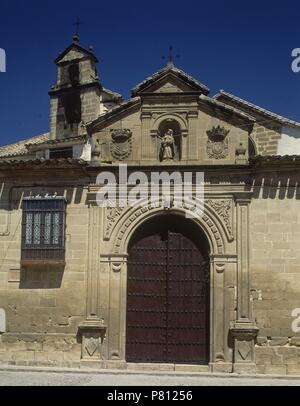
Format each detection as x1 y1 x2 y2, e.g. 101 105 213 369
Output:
214 90 300 129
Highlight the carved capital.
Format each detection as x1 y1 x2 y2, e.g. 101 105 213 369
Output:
234 192 252 205
141 112 152 119
111 262 123 273
187 110 198 118
215 263 225 274
100 255 128 273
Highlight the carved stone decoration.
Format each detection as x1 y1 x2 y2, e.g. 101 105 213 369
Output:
85 336 99 357
111 262 122 273
235 143 247 164
215 263 225 274
104 207 125 240
92 138 101 158
230 321 259 373
110 129 132 161
113 200 225 255
78 319 107 361
207 126 230 159
206 199 233 240
215 352 226 362
238 341 251 361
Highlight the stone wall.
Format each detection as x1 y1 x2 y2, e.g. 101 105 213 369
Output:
251 122 282 155
250 180 300 374
0 183 89 366
93 107 249 165
81 87 101 124
1 170 300 373
0 333 81 367
255 338 300 375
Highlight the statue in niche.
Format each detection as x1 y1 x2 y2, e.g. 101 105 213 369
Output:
159 129 176 161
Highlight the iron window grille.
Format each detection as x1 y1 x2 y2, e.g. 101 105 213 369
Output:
21 197 66 262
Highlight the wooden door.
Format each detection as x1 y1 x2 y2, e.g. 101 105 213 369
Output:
126 217 209 364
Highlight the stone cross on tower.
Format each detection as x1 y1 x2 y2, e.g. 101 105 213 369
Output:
73 17 83 43
73 17 82 36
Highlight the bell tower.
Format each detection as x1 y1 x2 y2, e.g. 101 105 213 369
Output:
49 34 102 139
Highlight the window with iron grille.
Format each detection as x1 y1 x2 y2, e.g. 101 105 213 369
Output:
21 197 66 262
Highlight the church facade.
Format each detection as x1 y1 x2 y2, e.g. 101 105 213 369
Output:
1 36 300 374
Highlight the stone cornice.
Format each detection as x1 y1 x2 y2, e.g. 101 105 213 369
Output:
131 64 210 97
87 98 141 132
250 155 300 166
199 95 256 124
214 90 300 130
49 81 102 96
27 135 86 152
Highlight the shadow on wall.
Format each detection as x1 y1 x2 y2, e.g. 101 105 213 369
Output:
19 266 64 289
252 176 300 200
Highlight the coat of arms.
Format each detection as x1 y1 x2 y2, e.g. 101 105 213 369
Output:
207 125 230 159
110 129 132 161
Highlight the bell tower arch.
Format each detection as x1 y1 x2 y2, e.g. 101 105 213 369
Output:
49 35 102 140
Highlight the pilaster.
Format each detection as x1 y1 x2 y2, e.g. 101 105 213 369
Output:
78 202 106 361
187 110 198 160
231 193 258 374
100 255 128 361
210 255 237 374
141 111 154 160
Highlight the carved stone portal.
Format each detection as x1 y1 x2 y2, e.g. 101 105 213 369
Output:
110 129 132 161
207 125 230 159
104 206 125 240
206 199 233 240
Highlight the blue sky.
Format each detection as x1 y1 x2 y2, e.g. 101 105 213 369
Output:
1 0 300 146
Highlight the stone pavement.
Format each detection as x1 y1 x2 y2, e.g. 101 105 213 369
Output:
0 366 300 386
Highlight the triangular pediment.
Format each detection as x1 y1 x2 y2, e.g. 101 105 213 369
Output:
145 75 194 94
131 64 210 96
55 42 98 65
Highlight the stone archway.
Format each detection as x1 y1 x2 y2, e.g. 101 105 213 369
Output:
83 193 256 372
126 214 210 365
150 112 189 138
101 202 234 369
109 201 225 256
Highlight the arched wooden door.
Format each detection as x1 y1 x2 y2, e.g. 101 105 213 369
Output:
126 216 210 365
